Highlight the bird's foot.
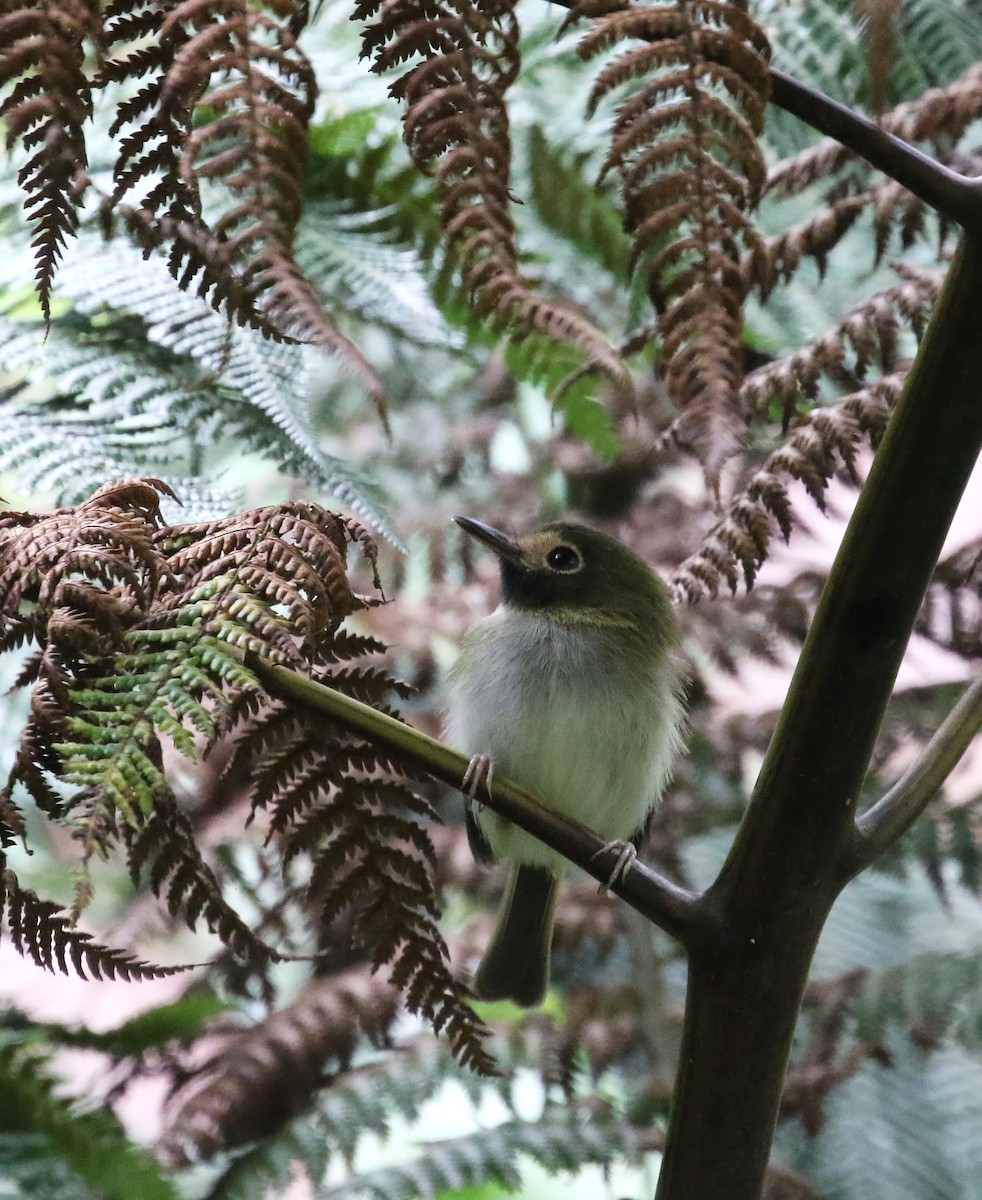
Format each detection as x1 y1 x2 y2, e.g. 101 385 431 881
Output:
461 753 495 807
592 839 637 893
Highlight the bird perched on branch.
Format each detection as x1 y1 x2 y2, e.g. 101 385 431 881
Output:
445 517 685 1007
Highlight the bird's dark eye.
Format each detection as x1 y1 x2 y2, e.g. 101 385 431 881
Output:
546 545 581 572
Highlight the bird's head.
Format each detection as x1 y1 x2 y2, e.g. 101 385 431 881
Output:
454 516 676 639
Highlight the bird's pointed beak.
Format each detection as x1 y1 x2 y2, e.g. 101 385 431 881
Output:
454 516 524 564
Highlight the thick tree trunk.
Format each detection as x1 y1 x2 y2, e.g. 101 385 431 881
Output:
656 234 982 1200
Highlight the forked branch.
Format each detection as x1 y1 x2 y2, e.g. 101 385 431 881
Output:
655 231 982 1200
850 673 982 872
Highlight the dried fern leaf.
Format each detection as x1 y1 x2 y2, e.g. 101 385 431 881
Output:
158 968 402 1166
750 179 938 297
766 61 982 199
0 0 98 322
230 694 495 1073
0 480 488 1068
99 0 383 402
742 267 942 423
918 540 982 659
0 864 183 981
571 0 772 481
671 261 945 599
672 372 907 600
356 0 627 386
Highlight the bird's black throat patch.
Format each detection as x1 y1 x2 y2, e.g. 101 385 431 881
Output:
499 558 587 610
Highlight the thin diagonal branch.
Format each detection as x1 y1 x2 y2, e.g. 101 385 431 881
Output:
249 655 708 947
849 673 982 873
768 69 982 231
542 1 982 230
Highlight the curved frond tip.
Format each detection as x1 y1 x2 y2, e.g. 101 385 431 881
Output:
357 0 627 387
571 0 772 480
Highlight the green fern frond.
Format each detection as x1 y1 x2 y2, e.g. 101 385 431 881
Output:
0 1031 178 1200
905 800 982 900
0 1132 104 1200
296 202 456 347
320 1099 642 1200
891 0 982 98
202 1037 505 1197
778 1034 982 1200
765 0 982 124
0 238 397 538
853 950 982 1050
525 125 631 283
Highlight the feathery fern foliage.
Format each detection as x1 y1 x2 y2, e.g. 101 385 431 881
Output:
158 969 404 1167
778 1034 982 1200
2 0 360 372
0 0 97 322
567 0 772 479
0 478 490 1069
668 57 982 600
0 1028 177 1200
355 0 628 389
319 1099 644 1200
163 1014 648 1199
0 236 395 531
672 264 941 598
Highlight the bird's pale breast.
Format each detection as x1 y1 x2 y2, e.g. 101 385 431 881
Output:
445 608 683 873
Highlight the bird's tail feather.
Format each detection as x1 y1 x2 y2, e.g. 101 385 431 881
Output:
474 865 557 1007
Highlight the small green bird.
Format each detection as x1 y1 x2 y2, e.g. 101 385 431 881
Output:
445 517 685 1007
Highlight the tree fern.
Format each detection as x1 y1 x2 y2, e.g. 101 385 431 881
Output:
175 1036 495 1187
296 203 455 348
318 1100 644 1200
0 237 396 534
0 480 491 1067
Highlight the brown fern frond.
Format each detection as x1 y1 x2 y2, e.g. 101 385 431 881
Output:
747 194 867 298
0 790 27 849
0 478 168 635
161 503 491 1067
0 482 490 1068
748 180 937 297
0 479 171 813
101 0 382 396
0 0 99 322
0 864 184 980
918 540 982 659
153 500 364 661
157 968 402 1166
570 0 771 482
112 206 296 344
124 792 282 962
230 684 495 1072
356 0 626 384
672 371 908 599
741 269 941 423
766 62 982 199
